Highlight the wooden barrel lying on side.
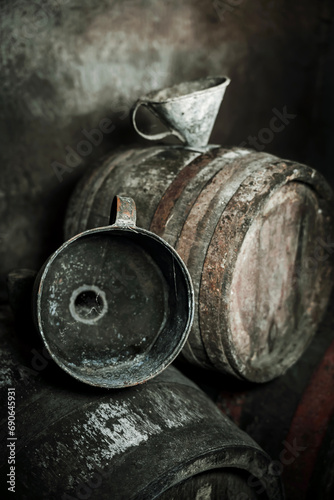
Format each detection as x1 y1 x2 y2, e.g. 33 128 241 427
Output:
0 307 283 500
64 146 334 382
213 302 334 500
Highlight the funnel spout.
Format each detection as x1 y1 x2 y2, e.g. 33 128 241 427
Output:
132 76 230 148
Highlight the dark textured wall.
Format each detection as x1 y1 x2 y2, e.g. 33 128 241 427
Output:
0 0 333 300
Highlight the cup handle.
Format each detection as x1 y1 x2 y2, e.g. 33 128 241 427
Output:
132 99 185 143
110 195 137 227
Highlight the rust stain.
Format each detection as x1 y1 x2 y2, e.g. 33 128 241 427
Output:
198 159 327 379
150 149 220 236
175 161 240 265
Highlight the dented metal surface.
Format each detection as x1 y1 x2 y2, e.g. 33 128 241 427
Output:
34 196 194 388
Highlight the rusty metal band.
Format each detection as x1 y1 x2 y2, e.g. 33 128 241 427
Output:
200 160 331 378
178 151 272 371
150 148 225 366
150 149 222 238
151 149 269 367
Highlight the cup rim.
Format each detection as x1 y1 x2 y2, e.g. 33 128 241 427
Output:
35 224 195 388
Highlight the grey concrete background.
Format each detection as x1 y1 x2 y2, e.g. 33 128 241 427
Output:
0 0 333 300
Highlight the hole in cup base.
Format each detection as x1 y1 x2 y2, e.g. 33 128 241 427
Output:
69 285 108 324
75 291 103 319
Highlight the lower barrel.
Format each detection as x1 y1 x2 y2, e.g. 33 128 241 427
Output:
65 145 334 382
0 306 283 499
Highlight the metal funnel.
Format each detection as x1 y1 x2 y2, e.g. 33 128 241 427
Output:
132 76 230 149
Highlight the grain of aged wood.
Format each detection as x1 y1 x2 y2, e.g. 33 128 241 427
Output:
0 308 283 500
65 146 334 382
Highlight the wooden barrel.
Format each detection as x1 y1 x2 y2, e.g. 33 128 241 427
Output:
210 300 334 500
0 307 283 500
64 146 334 382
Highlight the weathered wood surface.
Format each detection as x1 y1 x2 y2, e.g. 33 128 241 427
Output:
65 146 334 382
0 307 283 500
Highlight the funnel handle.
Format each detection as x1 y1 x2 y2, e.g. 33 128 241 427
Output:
132 99 185 143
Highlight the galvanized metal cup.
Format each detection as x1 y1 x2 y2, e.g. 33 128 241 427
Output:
33 196 194 388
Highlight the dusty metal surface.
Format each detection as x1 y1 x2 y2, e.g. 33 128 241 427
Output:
132 76 230 148
65 146 334 382
34 196 194 388
0 308 284 499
